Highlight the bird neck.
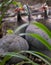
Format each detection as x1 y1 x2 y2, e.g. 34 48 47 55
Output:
26 5 31 22
28 13 31 22
0 26 3 38
44 9 48 19
17 11 22 22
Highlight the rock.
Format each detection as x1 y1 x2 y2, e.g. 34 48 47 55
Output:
0 34 29 52
25 24 51 52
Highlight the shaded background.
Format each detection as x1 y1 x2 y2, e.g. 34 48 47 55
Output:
0 0 51 6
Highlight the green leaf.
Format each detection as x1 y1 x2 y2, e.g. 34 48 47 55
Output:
16 61 34 65
7 29 13 34
12 1 18 6
12 1 23 8
18 51 51 65
0 0 13 24
34 51 51 61
28 33 51 50
5 0 13 5
33 22 51 38
4 52 39 65
0 55 11 65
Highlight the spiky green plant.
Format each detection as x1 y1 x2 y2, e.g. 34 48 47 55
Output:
0 0 13 38
0 51 51 65
0 0 23 38
0 0 13 24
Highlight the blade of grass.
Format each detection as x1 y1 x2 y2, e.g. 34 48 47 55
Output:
29 33 51 50
16 61 34 65
0 55 11 65
33 22 51 38
4 52 39 65
18 51 51 65
34 51 51 61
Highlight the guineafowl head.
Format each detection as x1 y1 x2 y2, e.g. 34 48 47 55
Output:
15 6 24 25
42 4 48 19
